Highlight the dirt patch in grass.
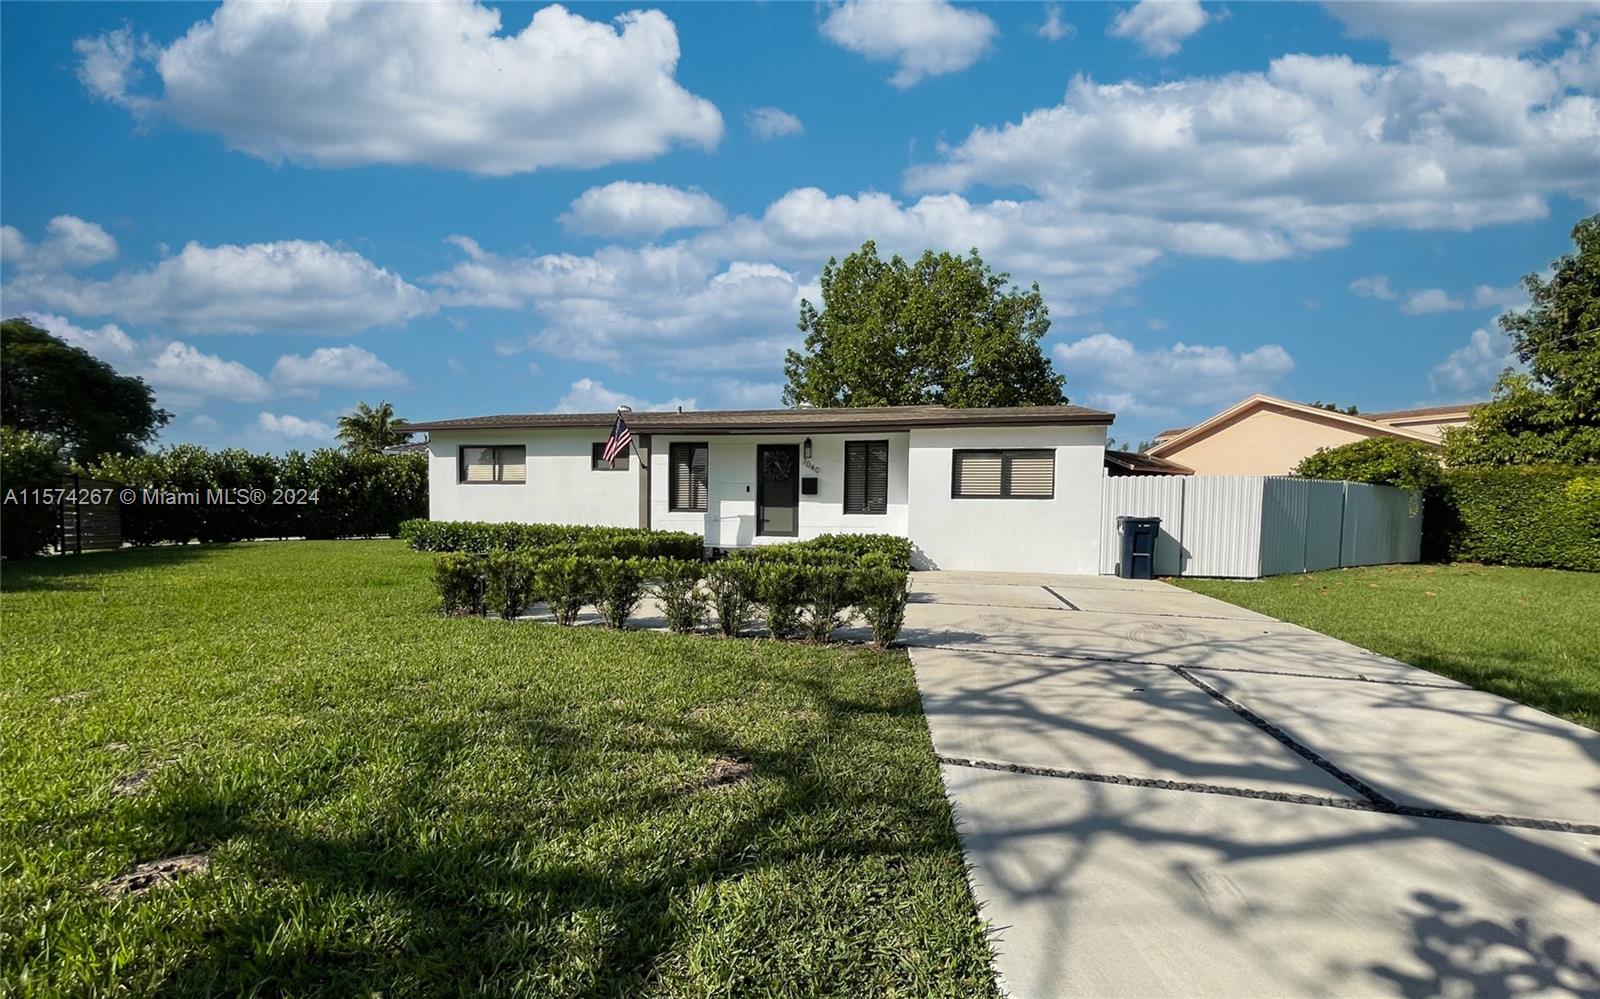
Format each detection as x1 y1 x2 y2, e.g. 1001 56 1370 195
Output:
101 853 210 899
689 755 755 791
110 760 173 797
48 691 89 705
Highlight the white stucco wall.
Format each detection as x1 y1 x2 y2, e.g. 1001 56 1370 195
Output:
906 424 1106 573
650 433 910 546
427 429 640 527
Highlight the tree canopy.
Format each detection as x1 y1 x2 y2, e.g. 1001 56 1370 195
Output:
0 316 170 463
782 242 1066 409
337 400 412 454
1294 437 1442 491
1443 213 1600 466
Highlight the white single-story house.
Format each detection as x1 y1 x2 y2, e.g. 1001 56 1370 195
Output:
404 404 1115 573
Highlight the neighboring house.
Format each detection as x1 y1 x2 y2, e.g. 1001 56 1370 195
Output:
1103 450 1192 476
1145 395 1480 475
404 404 1113 573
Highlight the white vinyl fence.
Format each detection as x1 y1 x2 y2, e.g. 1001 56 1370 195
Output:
1100 474 1422 578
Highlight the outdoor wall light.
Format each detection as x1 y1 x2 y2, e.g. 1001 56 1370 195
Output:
802 437 813 459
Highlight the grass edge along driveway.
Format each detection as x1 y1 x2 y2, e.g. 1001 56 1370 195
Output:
1176 563 1600 730
1 540 999 997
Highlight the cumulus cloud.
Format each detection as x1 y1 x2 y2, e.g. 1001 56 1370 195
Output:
1428 327 1519 396
76 1 722 175
906 48 1600 259
7 237 433 334
0 215 118 272
1329 1 1600 56
1349 275 1398 300
1108 0 1210 57
257 412 335 440
820 0 997 88
747 106 804 139
1037 4 1075 41
561 182 726 238
1053 333 1294 418
271 345 409 391
30 312 270 408
554 378 696 414
1350 277 1525 314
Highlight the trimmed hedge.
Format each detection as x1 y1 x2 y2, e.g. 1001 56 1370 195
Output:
400 519 703 560
725 533 914 571
1425 466 1600 571
431 550 913 645
0 427 67 559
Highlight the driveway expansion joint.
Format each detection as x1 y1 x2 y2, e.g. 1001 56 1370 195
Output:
1041 586 1080 610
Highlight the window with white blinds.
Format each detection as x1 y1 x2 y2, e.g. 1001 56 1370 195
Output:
844 440 889 514
459 445 526 484
669 442 709 511
952 449 1054 499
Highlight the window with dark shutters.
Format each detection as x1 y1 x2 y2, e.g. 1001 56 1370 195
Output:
844 440 889 514
669 442 708 511
952 449 1054 498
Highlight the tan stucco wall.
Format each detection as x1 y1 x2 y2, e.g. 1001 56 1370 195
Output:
1157 405 1396 475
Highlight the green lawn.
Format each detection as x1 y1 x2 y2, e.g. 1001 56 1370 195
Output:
1175 563 1600 730
0 541 997 997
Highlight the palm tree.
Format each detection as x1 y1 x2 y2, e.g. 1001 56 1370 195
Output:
337 400 412 454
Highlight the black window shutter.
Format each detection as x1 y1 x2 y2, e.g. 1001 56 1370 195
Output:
845 440 888 514
866 441 888 513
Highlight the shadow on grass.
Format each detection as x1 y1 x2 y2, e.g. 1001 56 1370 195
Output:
1 545 230 592
122 683 985 996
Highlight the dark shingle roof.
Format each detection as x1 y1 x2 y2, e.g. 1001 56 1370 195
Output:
406 404 1114 434
1366 403 1481 421
1103 450 1192 475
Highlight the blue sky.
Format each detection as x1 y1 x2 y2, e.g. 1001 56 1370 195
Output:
3 1 1597 451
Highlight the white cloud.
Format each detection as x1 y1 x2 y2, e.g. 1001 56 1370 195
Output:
820 0 998 88
554 378 696 414
271 345 409 391
77 1 722 175
1053 333 1294 418
28 312 271 408
1037 4 1075 42
1401 288 1463 314
747 106 805 139
257 412 335 441
7 238 432 334
906 49 1600 259
0 215 118 272
1108 0 1210 57
561 181 727 238
1328 1 1600 56
1428 327 1518 396
1349 275 1398 300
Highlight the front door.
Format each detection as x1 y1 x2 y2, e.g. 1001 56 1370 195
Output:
756 444 800 537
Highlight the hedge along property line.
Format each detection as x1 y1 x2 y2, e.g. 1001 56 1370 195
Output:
1424 466 1600 572
398 519 704 560
428 547 912 647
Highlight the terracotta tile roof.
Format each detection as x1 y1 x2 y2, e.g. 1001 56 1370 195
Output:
406 404 1114 434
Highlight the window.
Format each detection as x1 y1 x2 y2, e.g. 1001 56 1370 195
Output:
459 445 526 484
952 449 1054 499
844 440 889 514
669 442 708 511
591 442 630 470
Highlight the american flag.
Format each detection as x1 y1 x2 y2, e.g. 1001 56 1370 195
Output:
601 411 633 464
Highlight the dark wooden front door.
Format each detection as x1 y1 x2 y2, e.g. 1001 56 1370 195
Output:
756 444 800 537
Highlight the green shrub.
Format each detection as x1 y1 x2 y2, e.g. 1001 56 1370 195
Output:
853 561 910 647
1294 438 1443 491
755 562 807 639
594 558 647 629
432 553 485 616
484 551 538 620
726 533 910 571
802 564 858 643
650 558 709 634
707 560 761 637
536 555 598 626
0 428 66 559
400 519 703 560
1425 466 1600 571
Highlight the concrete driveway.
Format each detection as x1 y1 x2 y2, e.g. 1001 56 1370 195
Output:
904 571 1600 998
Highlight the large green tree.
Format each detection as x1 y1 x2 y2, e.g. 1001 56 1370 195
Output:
782 242 1066 408
336 400 412 454
0 317 170 463
1444 214 1600 466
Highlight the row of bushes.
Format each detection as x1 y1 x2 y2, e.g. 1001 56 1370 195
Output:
399 519 703 560
1 427 66 559
91 446 427 545
432 551 911 646
1423 466 1600 571
724 533 915 571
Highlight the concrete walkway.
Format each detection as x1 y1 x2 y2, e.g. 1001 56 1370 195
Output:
905 571 1600 998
